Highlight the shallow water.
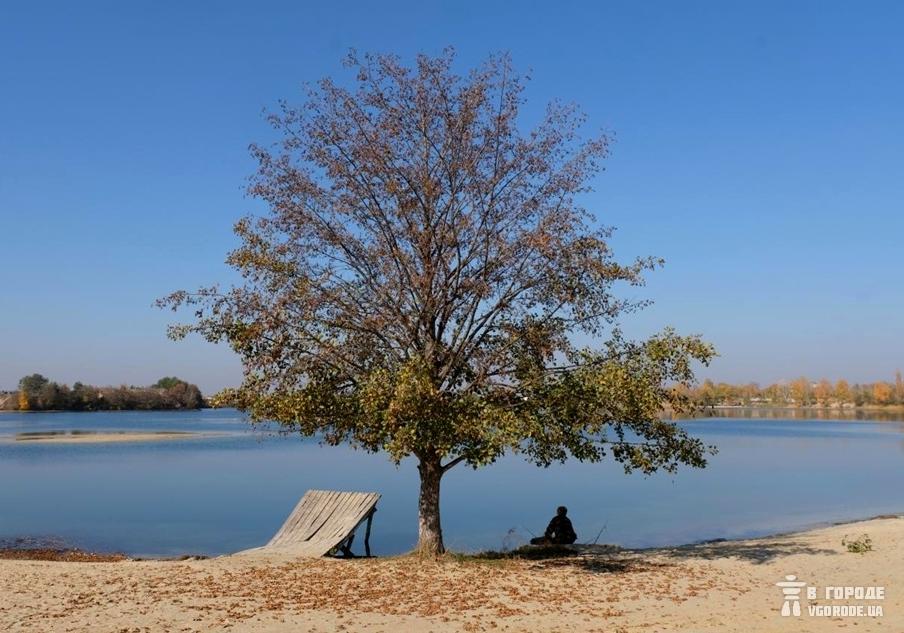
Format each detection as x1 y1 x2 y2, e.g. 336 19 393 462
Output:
1 409 902 557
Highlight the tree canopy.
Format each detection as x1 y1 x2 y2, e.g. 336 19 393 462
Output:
160 49 715 554
154 376 186 390
18 373 50 395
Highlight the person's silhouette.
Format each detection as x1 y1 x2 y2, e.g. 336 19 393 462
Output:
531 506 577 545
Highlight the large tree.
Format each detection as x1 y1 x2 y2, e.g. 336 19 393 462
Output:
160 50 715 555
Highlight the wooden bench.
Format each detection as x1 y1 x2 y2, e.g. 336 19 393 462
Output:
240 490 380 558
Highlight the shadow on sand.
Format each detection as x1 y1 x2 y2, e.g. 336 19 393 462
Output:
462 543 672 574
461 536 838 573
651 538 838 565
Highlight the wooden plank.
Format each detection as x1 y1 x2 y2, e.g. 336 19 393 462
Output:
330 494 368 535
307 491 376 555
285 492 323 543
313 490 355 539
286 491 318 532
283 490 333 545
320 492 360 539
271 491 321 547
306 490 342 541
335 494 378 539
273 490 319 544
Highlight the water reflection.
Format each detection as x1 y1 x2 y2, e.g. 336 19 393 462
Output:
691 407 904 422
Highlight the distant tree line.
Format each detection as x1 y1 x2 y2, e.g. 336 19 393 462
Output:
690 372 904 408
6 374 205 411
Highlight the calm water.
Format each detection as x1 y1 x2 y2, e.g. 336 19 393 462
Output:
1 409 902 557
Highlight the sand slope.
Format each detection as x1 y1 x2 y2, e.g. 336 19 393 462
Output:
0 516 900 632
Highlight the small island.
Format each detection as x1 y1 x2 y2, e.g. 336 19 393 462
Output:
0 374 205 412
9 430 211 444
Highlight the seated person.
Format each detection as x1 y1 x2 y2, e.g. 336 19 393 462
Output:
530 506 577 545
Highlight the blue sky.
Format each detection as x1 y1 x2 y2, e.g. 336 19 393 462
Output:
1 1 902 393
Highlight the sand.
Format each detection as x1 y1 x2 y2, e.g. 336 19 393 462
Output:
6 431 214 444
0 516 900 632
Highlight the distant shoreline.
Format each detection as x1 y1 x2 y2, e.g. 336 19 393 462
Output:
706 404 904 412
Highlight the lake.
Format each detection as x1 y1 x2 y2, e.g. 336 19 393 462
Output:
1 409 902 557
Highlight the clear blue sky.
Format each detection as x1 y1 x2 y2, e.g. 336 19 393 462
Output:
2 1 902 393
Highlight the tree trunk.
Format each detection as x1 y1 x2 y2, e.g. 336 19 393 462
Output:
416 455 445 555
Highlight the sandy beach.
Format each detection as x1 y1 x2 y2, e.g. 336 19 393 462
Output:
6 431 215 444
0 516 899 632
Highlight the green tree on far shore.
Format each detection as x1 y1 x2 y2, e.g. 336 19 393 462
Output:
834 379 852 404
154 376 184 389
18 373 49 395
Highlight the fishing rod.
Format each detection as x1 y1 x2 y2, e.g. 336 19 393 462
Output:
590 520 608 545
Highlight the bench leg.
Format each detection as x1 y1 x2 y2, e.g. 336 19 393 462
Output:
339 533 355 557
364 509 375 557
